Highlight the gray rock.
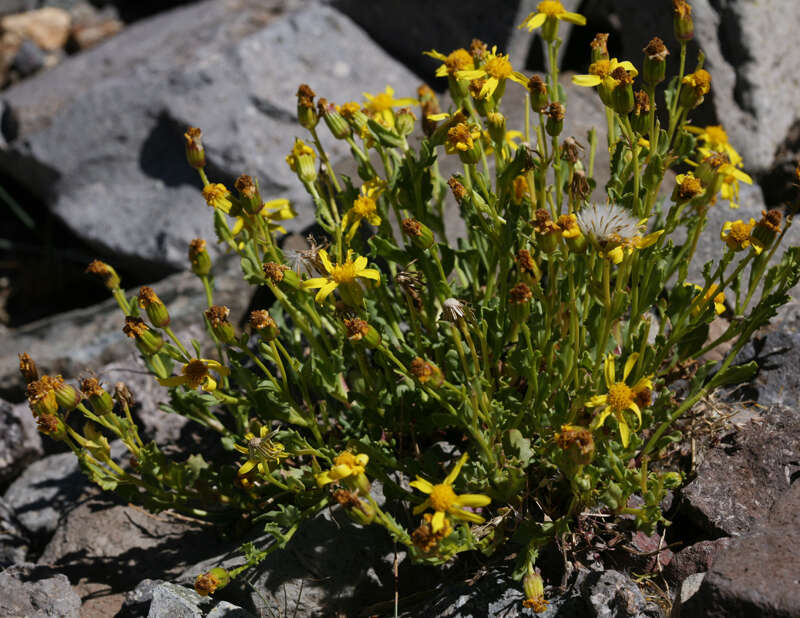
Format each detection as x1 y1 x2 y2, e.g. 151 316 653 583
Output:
412 566 662 618
38 498 226 590
669 572 705 618
0 398 42 484
0 563 82 618
607 0 800 173
680 404 800 537
206 601 255 618
730 300 800 407
124 578 165 611
0 1 421 272
147 582 210 618
179 507 398 617
662 538 732 587
10 37 46 77
682 531 800 617
2 451 86 537
0 255 253 395
333 0 584 80
0 496 29 565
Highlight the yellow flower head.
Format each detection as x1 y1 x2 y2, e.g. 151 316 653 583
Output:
301 249 381 305
285 138 316 173
445 122 481 155
362 86 418 129
342 180 385 242
424 48 474 78
557 213 582 239
202 183 232 214
157 358 230 392
519 1 586 34
572 58 638 89
674 172 705 202
234 425 288 477
586 354 653 447
689 283 726 316
455 46 528 99
720 218 758 253
410 453 491 533
316 451 369 487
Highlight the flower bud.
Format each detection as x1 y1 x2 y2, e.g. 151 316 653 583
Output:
557 214 586 253
555 424 595 466
446 123 481 164
26 377 58 416
401 218 435 250
590 33 609 62
673 0 694 41
751 209 783 253
522 572 547 613
672 173 705 204
318 97 351 139
249 310 279 342
50 375 81 411
36 414 66 440
631 90 651 136
138 286 170 328
532 209 560 253
448 176 468 204
18 353 38 384
344 317 381 349
286 138 317 184
544 102 565 137
123 316 164 355
86 259 121 290
609 67 634 115
333 489 376 525
486 112 506 145
188 238 212 276
395 107 416 137
679 69 711 109
80 377 114 415
195 567 230 597
642 37 669 86
339 101 369 134
234 174 262 215
527 75 548 112
409 357 444 388
205 305 237 344
183 126 205 169
296 84 318 130
508 282 532 324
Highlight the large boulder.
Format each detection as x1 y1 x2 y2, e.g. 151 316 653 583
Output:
603 0 800 174
0 0 421 273
0 398 42 483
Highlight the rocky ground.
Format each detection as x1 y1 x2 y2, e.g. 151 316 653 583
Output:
1 1 799 616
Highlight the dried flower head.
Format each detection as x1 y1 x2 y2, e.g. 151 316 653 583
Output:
19 353 38 383
441 298 469 323
263 261 289 284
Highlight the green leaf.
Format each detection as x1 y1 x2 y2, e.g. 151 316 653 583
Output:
711 361 758 388
367 118 404 148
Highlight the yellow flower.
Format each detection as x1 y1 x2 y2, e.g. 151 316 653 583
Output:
285 138 316 172
572 58 638 89
424 48 474 78
688 283 726 316
456 46 528 99
362 86 418 129
720 218 759 253
519 1 586 31
202 183 233 214
157 358 230 392
409 453 491 533
688 125 742 166
234 425 288 476
445 123 481 155
301 249 381 305
586 354 653 447
316 451 369 487
231 198 297 237
341 180 385 242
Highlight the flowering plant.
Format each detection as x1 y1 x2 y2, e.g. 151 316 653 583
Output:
22 1 799 609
